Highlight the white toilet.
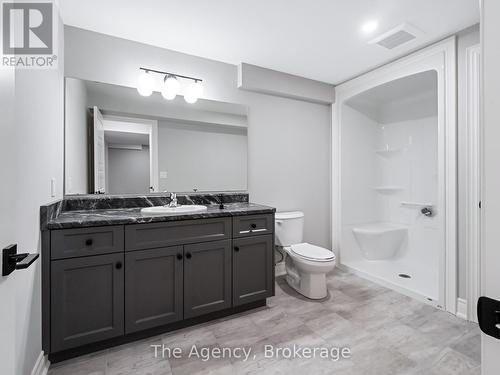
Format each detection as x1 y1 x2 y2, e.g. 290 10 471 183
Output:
275 211 336 299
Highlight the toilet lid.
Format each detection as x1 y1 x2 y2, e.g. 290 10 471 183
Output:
290 243 335 261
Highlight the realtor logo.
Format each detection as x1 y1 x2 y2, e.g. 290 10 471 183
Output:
1 1 57 68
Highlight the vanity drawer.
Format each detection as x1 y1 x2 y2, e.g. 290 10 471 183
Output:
51 226 124 260
125 217 231 251
232 214 274 238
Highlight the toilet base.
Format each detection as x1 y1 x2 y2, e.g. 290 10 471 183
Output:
285 256 329 299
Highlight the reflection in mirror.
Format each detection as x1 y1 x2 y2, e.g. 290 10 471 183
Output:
64 78 248 195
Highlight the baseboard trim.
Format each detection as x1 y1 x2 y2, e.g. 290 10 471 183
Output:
457 298 468 320
31 351 49 375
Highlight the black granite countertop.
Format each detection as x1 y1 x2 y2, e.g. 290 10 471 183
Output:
46 202 275 230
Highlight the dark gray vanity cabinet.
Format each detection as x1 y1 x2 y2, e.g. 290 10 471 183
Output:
44 212 275 360
125 218 231 251
50 253 125 352
184 239 232 318
51 225 124 260
125 246 184 334
233 234 274 306
233 214 274 238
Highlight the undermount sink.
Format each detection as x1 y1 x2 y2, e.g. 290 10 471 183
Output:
141 205 208 215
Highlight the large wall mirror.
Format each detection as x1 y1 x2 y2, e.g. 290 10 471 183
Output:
64 78 248 195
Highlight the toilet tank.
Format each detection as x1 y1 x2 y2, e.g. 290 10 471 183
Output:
275 211 305 246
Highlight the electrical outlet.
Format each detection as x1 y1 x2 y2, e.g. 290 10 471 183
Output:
160 171 168 179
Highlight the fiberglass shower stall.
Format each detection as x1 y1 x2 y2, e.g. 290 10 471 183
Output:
332 38 457 311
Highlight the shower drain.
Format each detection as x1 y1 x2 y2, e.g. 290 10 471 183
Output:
398 273 412 279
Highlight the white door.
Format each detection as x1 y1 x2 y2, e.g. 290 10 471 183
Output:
480 1 500 373
0 67 16 375
93 106 106 194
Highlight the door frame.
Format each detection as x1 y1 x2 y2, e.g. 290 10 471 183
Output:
332 37 457 313
465 43 481 322
101 115 159 193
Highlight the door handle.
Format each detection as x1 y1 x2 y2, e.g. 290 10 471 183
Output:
421 207 434 217
478 296 500 340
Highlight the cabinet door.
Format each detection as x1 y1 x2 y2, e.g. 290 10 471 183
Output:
125 246 183 333
233 235 274 306
184 240 231 318
51 253 124 352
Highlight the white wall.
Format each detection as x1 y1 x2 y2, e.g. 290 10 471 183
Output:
158 121 247 192
457 24 480 299
481 1 500 371
64 26 332 248
65 77 88 194
340 105 379 225
0 65 17 375
238 63 334 104
10 10 65 375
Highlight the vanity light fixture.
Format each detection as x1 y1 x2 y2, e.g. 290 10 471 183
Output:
137 70 154 96
184 80 203 104
138 67 203 103
162 75 180 100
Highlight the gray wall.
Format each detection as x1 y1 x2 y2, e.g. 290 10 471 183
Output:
107 146 150 194
65 26 332 248
457 24 480 299
158 121 247 192
65 77 88 194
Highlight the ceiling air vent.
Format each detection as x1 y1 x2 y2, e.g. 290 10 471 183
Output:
369 23 422 50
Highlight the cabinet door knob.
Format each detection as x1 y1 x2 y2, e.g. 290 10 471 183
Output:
176 253 183 260
185 252 192 259
234 246 240 252
250 223 257 229
115 262 122 270
85 239 93 246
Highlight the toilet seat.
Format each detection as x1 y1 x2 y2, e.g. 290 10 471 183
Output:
289 243 335 262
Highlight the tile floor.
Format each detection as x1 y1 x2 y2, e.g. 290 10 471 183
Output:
48 269 480 375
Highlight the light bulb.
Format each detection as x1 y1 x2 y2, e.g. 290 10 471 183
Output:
361 20 378 34
137 70 154 96
161 75 180 100
184 80 203 104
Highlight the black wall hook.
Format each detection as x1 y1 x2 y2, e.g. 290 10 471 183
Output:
2 244 39 276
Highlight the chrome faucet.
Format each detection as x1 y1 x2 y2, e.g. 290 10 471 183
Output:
168 192 178 207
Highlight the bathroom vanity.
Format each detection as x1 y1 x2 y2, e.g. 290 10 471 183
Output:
40 194 275 362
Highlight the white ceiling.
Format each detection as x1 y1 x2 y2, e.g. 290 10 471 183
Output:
59 0 479 84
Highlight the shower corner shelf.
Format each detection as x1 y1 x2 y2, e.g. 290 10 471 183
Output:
375 148 403 157
373 186 404 194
